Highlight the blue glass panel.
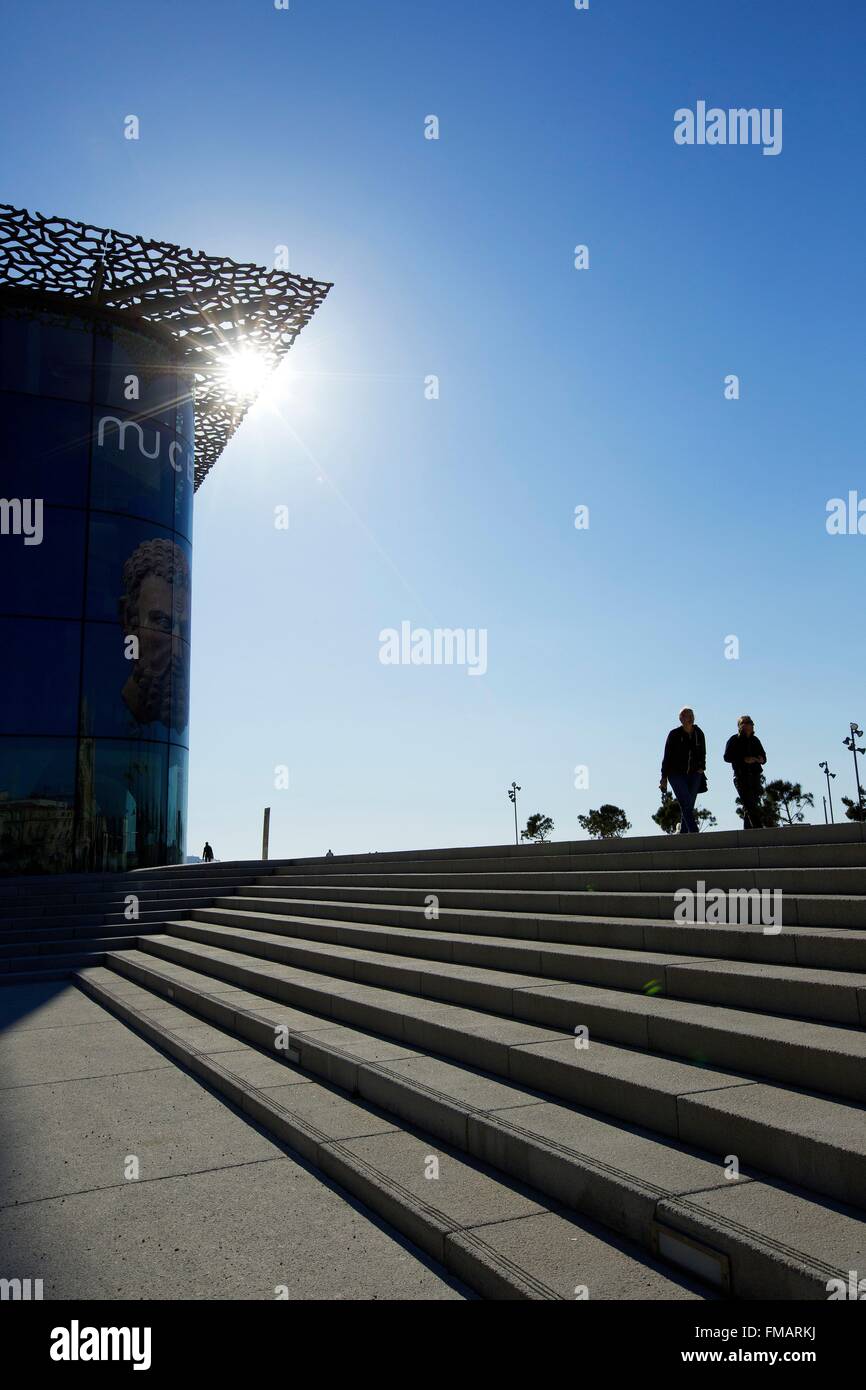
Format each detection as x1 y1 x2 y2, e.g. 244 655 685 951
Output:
166 743 188 862
86 515 190 628
75 739 167 872
0 617 80 734
84 519 191 738
175 371 195 446
90 405 178 528
173 435 194 541
0 735 77 874
0 505 86 619
0 310 92 402
0 390 90 506
93 327 179 430
80 621 170 742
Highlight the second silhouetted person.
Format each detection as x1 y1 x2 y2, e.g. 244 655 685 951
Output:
724 715 767 829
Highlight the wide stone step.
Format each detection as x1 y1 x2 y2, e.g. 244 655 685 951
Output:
266 866 866 896
211 894 866 972
74 961 710 1301
156 920 866 1100
0 871 260 905
248 882 866 929
207 895 866 973
90 948 866 1296
257 841 866 878
181 905 866 1026
0 930 158 962
0 913 202 946
127 933 866 1212
248 822 865 868
0 888 240 922
0 900 227 934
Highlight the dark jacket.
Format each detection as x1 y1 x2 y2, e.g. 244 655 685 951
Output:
661 725 707 779
724 732 766 782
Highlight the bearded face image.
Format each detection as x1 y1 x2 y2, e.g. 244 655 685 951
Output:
119 539 191 733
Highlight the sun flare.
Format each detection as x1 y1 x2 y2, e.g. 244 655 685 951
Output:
220 348 273 397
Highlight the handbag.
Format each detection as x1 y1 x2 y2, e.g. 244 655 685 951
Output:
698 773 708 794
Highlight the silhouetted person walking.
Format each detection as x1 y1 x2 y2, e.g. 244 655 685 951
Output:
202 841 214 863
660 706 707 834
724 715 767 829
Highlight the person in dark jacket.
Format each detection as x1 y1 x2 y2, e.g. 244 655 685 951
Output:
724 716 767 829
202 841 214 863
660 707 707 834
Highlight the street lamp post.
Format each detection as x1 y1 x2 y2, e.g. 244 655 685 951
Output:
819 761 836 824
843 724 865 816
507 782 521 846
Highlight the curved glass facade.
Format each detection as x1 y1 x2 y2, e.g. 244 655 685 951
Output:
0 304 194 874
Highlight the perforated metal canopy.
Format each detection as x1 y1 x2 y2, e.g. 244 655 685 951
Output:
0 203 332 487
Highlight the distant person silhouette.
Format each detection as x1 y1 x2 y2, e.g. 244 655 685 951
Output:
325 849 334 858
202 841 214 863
660 706 707 834
724 716 767 830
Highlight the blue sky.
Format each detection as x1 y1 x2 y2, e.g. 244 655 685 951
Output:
4 0 865 855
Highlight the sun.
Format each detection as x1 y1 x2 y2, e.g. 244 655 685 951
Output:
220 348 273 397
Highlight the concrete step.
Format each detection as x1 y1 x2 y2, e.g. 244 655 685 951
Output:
74 961 711 1301
248 882 866 929
1 949 116 979
87 949 866 1297
0 887 246 922
178 904 866 1026
0 931 157 963
265 866 866 896
153 920 866 1102
242 822 866 868
126 932 866 1213
0 900 229 933
0 914 206 946
209 895 866 972
254 841 866 877
0 870 265 905
204 895 866 973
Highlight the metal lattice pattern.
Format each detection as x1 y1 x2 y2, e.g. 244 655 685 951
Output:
0 203 332 486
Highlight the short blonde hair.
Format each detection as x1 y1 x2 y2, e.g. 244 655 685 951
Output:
737 714 754 729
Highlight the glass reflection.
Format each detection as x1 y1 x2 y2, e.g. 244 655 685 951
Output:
0 736 77 874
93 327 180 430
0 310 93 402
90 406 179 528
0 391 91 507
166 744 189 861
0 617 81 734
0 506 86 620
75 739 167 872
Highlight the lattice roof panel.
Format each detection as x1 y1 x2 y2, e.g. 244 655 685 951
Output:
0 203 332 487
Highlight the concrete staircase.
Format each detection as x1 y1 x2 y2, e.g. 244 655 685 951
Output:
0 861 277 981
19 823 866 1298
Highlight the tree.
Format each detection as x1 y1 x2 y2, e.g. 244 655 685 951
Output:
521 813 554 843
763 780 814 826
577 804 631 839
841 792 866 823
652 790 717 835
